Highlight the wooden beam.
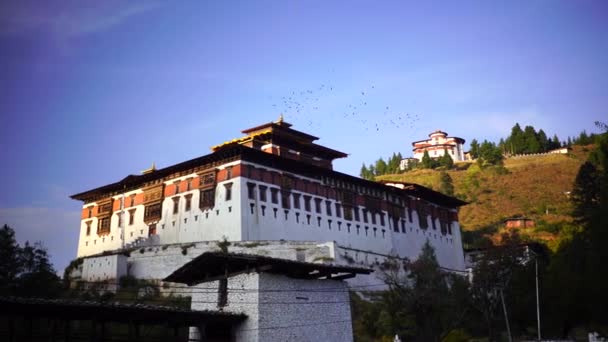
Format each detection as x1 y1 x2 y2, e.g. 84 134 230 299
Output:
330 273 356 280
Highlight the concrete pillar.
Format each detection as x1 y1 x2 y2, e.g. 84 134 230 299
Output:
189 325 206 341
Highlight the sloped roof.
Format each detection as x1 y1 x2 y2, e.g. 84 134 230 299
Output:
0 296 246 324
378 180 468 207
164 252 372 286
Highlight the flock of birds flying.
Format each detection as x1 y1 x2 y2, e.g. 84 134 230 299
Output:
269 82 421 133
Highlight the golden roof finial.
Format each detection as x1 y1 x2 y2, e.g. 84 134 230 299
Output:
141 162 156 175
276 113 284 124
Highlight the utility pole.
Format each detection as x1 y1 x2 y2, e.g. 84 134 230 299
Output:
535 255 541 341
500 288 512 342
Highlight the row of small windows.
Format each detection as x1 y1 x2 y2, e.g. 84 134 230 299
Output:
248 202 390 238
247 182 391 227
247 181 453 235
85 209 138 236
85 182 235 237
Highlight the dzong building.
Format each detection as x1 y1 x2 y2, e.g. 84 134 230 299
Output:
70 117 467 287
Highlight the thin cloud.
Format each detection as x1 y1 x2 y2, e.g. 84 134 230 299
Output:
0 1 161 38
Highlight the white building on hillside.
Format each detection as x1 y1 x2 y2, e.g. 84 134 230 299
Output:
412 130 466 162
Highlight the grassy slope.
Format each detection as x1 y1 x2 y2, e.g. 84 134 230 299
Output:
377 146 591 247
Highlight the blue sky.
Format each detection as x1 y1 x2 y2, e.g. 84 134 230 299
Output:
1 0 606 273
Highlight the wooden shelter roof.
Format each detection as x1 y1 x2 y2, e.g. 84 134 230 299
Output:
164 252 372 286
0 296 246 325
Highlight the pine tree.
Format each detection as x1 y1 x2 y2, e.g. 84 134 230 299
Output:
470 139 480 159
375 158 388 175
577 130 590 145
440 149 454 169
360 163 370 180
477 140 504 167
0 224 22 291
538 129 549 152
571 162 601 224
439 172 454 196
507 123 525 154
421 150 434 169
523 125 541 153
0 225 60 297
551 134 561 150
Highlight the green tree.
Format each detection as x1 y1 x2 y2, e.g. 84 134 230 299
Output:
570 161 600 224
360 163 373 180
523 125 541 153
477 140 503 167
439 172 455 196
17 241 61 298
0 224 22 293
421 150 434 169
537 129 549 152
544 127 608 336
0 224 61 298
469 139 480 159
440 149 454 169
469 231 527 340
575 130 591 145
380 242 471 342
551 134 561 150
375 158 388 176
506 123 525 155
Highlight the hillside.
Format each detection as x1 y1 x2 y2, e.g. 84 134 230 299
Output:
377 146 592 248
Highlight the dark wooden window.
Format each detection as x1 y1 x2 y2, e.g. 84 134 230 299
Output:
270 188 279 204
129 195 135 207
224 183 233 201
247 182 256 200
172 197 180 214
97 217 110 235
85 221 91 236
98 203 112 215
199 189 216 210
314 198 322 214
259 185 267 202
343 205 352 221
148 224 157 236
226 166 232 180
144 202 162 222
293 193 301 209
353 207 360 221
304 195 311 212
335 203 342 218
281 190 291 209
325 201 332 216
185 195 192 212
200 172 216 188
417 201 429 229
129 209 136 225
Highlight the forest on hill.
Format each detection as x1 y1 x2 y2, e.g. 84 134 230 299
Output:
377 146 588 249
363 123 605 248
353 125 608 341
361 123 603 179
